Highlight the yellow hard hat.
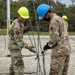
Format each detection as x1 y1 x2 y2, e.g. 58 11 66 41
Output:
62 15 68 20
17 7 29 19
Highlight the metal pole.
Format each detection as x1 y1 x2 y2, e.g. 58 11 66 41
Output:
42 52 46 75
6 0 10 55
32 1 42 75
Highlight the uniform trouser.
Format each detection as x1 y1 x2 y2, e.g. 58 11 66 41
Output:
9 49 24 75
49 55 70 75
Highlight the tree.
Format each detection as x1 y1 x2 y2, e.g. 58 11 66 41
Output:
70 0 75 6
0 0 6 28
0 0 75 31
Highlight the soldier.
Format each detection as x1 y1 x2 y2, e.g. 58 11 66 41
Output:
8 7 36 75
62 15 69 40
37 4 71 75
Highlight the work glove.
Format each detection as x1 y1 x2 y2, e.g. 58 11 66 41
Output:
41 43 51 54
43 43 51 51
28 46 36 53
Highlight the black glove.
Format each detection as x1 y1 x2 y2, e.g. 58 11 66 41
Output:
43 43 51 51
41 43 51 54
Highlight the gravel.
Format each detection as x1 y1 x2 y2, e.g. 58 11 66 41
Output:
0 35 75 75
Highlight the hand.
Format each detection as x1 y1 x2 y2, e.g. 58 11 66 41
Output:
28 46 36 53
24 26 31 33
43 43 51 51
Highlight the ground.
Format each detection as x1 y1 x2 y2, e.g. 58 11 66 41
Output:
0 35 75 75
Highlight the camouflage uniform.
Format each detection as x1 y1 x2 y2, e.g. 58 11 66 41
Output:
63 19 69 40
48 13 71 75
8 19 30 75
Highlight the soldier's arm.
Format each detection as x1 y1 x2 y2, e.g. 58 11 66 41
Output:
13 25 28 48
48 20 60 48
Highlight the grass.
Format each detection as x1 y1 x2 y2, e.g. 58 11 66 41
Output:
0 29 75 35
68 32 75 35
26 31 49 35
0 29 6 35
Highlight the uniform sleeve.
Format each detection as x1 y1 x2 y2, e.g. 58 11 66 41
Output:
48 20 60 47
64 21 69 39
13 24 28 48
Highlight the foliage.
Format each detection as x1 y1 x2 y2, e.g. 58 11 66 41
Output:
0 0 75 32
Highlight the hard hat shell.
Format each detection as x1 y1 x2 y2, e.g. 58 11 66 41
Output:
17 7 29 19
62 15 68 20
37 4 50 19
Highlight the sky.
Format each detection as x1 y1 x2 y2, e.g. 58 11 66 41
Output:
13 0 74 6
53 0 72 6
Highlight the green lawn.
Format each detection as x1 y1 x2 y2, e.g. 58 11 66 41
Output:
0 29 6 35
68 32 75 35
0 29 75 35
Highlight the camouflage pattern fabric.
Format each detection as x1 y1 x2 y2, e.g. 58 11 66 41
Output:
48 13 71 75
63 19 69 40
9 50 24 75
8 18 36 75
8 19 28 75
8 19 28 50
